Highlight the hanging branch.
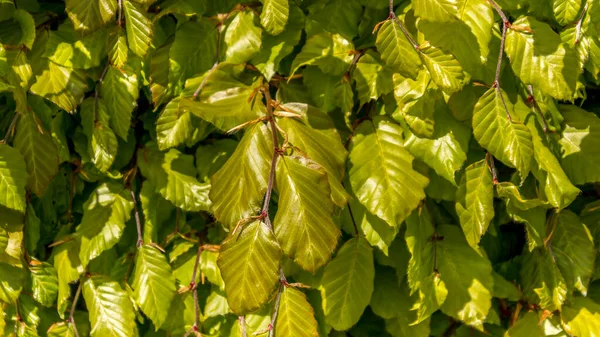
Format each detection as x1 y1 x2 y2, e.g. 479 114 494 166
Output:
388 0 420 49
486 152 499 184
68 279 83 337
488 0 513 121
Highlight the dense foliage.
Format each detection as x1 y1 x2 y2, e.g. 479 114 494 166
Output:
1 0 600 336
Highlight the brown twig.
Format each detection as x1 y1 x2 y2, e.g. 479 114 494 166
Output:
129 189 144 247
183 245 203 336
68 279 83 337
486 152 499 184
388 0 419 49
488 0 512 121
1 112 20 144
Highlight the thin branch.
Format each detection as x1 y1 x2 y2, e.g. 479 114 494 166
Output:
389 10 419 49
1 112 20 144
488 0 512 121
526 85 549 133
69 279 83 337
575 2 589 44
347 203 359 236
129 189 143 247
268 283 283 337
239 316 248 337
94 64 110 122
486 152 499 184
261 89 280 221
117 0 122 26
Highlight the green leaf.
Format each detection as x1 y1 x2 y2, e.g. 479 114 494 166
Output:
392 70 438 138
418 42 468 94
13 103 59 196
30 61 88 113
224 10 263 64
0 262 23 304
274 156 340 272
138 144 211 212
179 65 266 132
156 97 195 151
28 260 58 307
472 88 533 179
260 0 288 35
108 26 128 69
321 237 374 331
552 0 582 25
275 287 319 337
132 244 177 329
558 105 600 185
252 3 304 80
276 103 348 206
140 181 174 244
153 0 205 20
353 50 394 105
551 210 595 295
168 19 218 95
345 196 397 255
413 0 458 22
80 97 118 172
99 66 139 140
210 123 272 228
504 16 578 100
376 20 422 79
12 9 35 49
404 108 469 184
204 290 231 318
83 275 135 337
504 311 545 337
195 139 237 182
561 297 600 336
307 0 362 41
520 247 567 311
123 0 152 58
348 117 429 228
369 267 406 319
43 22 107 70
455 160 494 248
217 220 281 315
52 238 83 316
437 225 494 330
76 184 133 268
290 32 354 77
65 0 117 35
0 143 28 213
492 272 521 302
405 208 435 293
383 281 431 337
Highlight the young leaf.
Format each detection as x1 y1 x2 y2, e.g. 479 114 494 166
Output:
321 237 374 331
156 97 195 151
561 297 600 336
80 97 118 172
210 123 272 228
99 66 139 140
437 225 494 330
275 287 319 337
504 17 578 100
552 0 582 26
65 0 116 35
418 42 468 94
52 238 83 316
28 260 58 308
0 263 23 304
558 105 600 184
290 32 354 77
353 50 394 105
76 184 133 268
224 10 263 64
13 103 59 196
123 0 152 58
217 220 281 315
274 156 340 272
472 88 533 179
260 0 289 36
413 0 458 22
376 20 422 79
348 117 429 228
131 244 177 329
108 26 128 69
83 275 135 337
0 143 28 213
520 247 567 311
138 144 211 212
455 160 494 248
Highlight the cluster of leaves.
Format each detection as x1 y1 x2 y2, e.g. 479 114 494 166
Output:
2 0 600 336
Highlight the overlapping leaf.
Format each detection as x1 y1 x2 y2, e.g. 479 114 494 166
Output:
83 275 135 337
